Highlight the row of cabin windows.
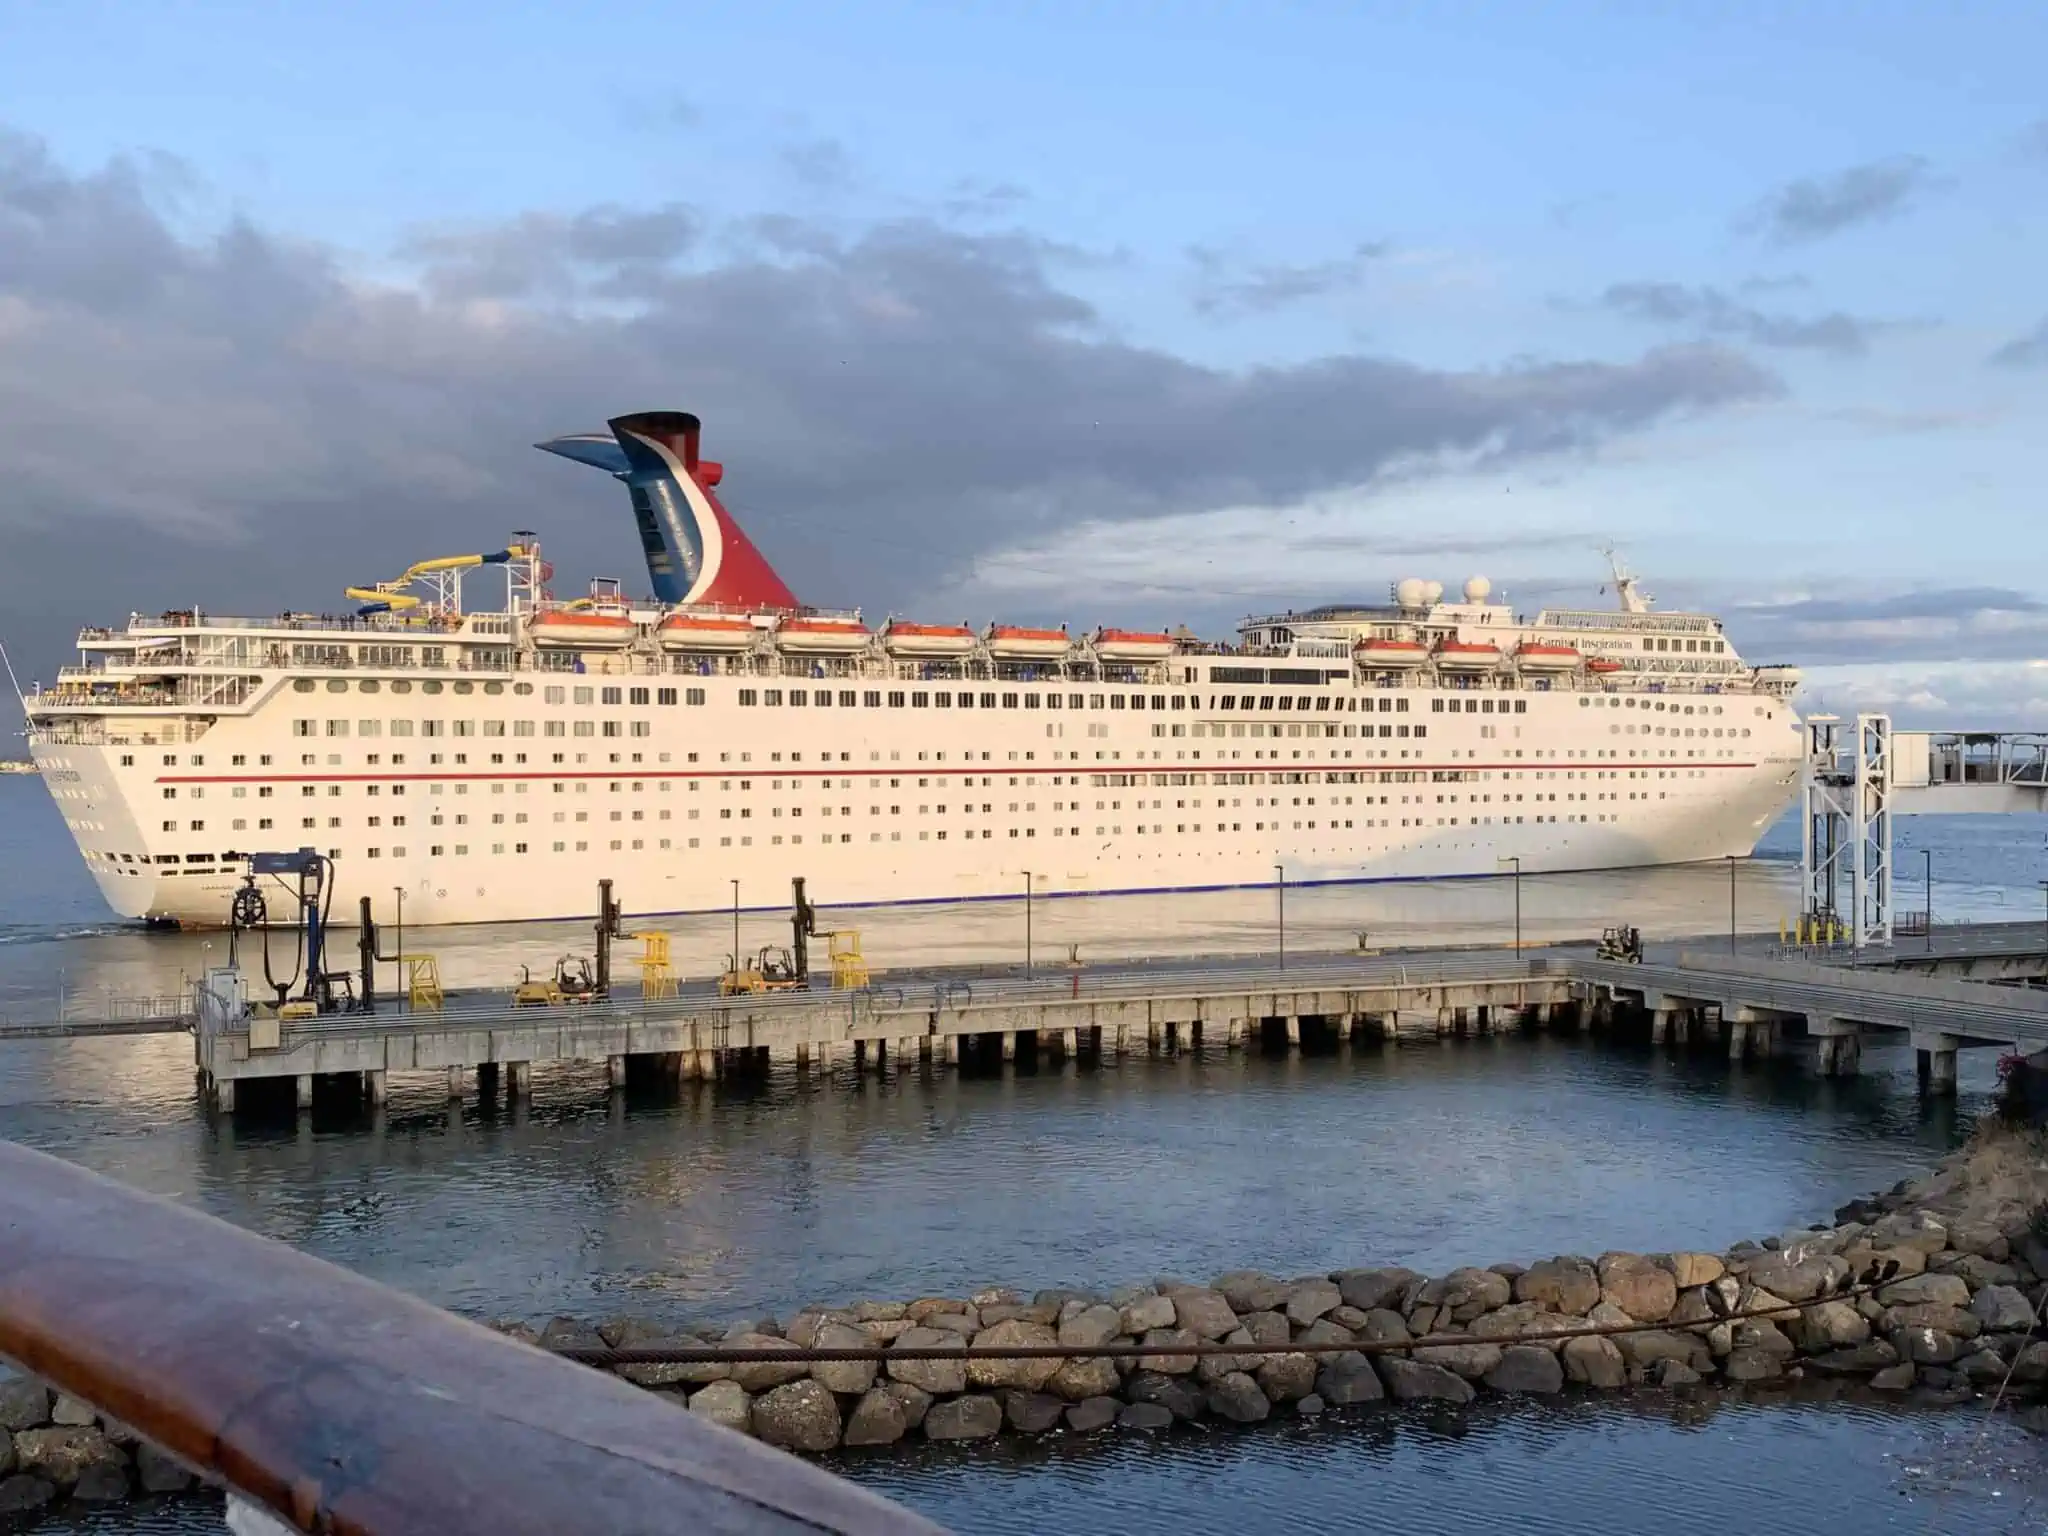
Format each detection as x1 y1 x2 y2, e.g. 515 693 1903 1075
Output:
734 689 1415 712
295 678 710 707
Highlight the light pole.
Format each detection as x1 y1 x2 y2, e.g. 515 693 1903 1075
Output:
2038 879 2047 948
1500 855 1522 952
1727 855 1737 955
1022 870 1034 976
1275 863 1286 969
731 879 741 973
393 886 406 1012
1923 849 1933 951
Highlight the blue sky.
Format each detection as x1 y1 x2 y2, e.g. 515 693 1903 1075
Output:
2 0 2047 721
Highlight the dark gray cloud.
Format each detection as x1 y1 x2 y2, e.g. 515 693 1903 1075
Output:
1743 156 1936 244
1989 317 2048 369
1599 280 1887 356
1189 241 1392 316
0 126 1775 688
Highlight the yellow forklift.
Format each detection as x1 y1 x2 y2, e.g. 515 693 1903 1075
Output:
718 878 873 994
513 881 628 1005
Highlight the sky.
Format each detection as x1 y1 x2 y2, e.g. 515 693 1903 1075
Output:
2 0 2047 726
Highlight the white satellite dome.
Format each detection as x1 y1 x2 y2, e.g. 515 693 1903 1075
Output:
1464 575 1493 603
1394 577 1427 608
1423 580 1445 605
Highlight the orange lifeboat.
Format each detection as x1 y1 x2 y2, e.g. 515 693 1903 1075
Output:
1585 657 1624 676
655 614 757 653
777 617 870 655
985 625 1072 661
1514 641 1581 673
1434 640 1503 672
1355 637 1430 670
529 610 637 648
881 621 977 658
1092 628 1176 662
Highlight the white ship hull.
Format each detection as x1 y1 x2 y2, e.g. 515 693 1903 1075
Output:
31 680 1803 928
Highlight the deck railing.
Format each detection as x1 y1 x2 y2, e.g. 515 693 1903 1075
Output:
0 1140 939 1534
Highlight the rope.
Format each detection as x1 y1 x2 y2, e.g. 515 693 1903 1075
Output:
548 1277 1921 1367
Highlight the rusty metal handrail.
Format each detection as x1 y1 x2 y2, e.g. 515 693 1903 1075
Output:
0 1141 939 1534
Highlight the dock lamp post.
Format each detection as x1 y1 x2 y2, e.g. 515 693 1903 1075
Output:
730 880 741 973
393 887 405 1012
1727 855 1738 955
1499 855 1522 953
1275 863 1286 970
1923 849 1933 951
1022 870 1035 976
2039 879 2047 948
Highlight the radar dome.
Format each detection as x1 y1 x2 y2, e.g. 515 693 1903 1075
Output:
1423 580 1445 605
1464 575 1493 603
1395 578 1427 608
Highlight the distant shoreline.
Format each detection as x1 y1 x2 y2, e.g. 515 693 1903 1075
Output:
0 760 39 775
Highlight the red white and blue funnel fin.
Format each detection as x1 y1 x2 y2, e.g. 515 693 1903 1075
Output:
535 411 799 610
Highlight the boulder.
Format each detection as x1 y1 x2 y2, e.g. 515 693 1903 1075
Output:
887 1327 969 1396
881 1381 933 1430
1652 1359 1703 1388
1723 1348 1783 1382
1665 1253 1726 1288
1215 1271 1290 1315
0 1380 50 1433
1316 1351 1385 1405
968 1319 1062 1391
1296 1318 1356 1348
616 1337 727 1389
972 1287 1026 1309
2013 1341 2048 1385
1118 1294 1177 1335
1284 1280 1342 1327
1737 1285 1800 1323
1741 1254 1836 1304
1195 1330 1257 1385
1472 1303 1574 1344
49 1394 96 1428
0 1435 9 1478
981 1302 1060 1328
1328 1305 1373 1333
1206 1372 1272 1423
862 1320 915 1344
808 1322 879 1396
1065 1397 1120 1433
1296 1394 1326 1417
686 1380 752 1435
1944 1219 2009 1260
906 1297 973 1323
0 1476 55 1518
1788 1301 1870 1352
1484 1346 1564 1394
1562 1335 1626 1389
851 1300 908 1323
1731 1320 1796 1358
1254 1353 1318 1403
1878 1273 1972 1309
1891 1327 1961 1365
1438 1268 1512 1321
1241 1311 1293 1347
1135 1328 1201 1376
1842 1243 1926 1282
725 1332 810 1394
1514 1258 1601 1316
1867 1210 1949 1255
1932 1253 2020 1290
1359 1309 1412 1345
1124 1372 1205 1420
924 1395 1003 1441
1805 1340 1900 1376
1056 1303 1121 1350
72 1459 131 1503
842 1389 908 1447
1171 1289 1241 1341
1117 1401 1175 1431
10 1427 122 1491
1049 1355 1121 1402
1870 1362 1915 1391
1335 1268 1422 1314
538 1317 605 1351
1616 1330 1710 1376
1002 1391 1067 1433
1413 1343 1503 1381
1377 1358 1475 1404
1882 1303 1980 1340
1598 1255 1678 1322
921 1313 979 1339
1970 1285 2036 1333
1957 1349 2009 1385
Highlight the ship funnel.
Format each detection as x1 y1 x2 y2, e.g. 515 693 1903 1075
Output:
535 411 799 610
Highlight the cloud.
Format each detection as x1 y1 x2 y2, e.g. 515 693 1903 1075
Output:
780 138 857 192
1598 280 1889 356
1724 587 2048 665
0 126 1776 685
1742 156 1936 244
1989 317 2048 369
1796 660 2048 729
1190 241 1393 317
2019 118 2048 164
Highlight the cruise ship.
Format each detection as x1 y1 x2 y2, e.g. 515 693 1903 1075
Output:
24 410 1805 928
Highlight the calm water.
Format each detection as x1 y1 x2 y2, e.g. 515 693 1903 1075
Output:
4 776 2048 1532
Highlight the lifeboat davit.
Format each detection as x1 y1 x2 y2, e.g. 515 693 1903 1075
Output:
1092 628 1176 662
881 621 978 658
1435 640 1503 672
1585 657 1624 676
777 617 871 655
985 625 1072 661
529 610 637 648
1355 638 1430 670
655 614 758 653
1514 641 1581 673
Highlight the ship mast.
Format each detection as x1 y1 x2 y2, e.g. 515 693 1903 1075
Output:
1602 546 1654 615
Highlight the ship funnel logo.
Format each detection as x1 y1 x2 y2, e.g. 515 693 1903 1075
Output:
535 411 799 610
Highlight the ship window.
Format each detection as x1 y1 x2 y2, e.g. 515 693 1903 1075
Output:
835 690 855 706
978 692 996 709
1110 695 1126 710
601 686 622 705
787 689 807 705
738 689 758 706
1515 700 1527 713
1046 693 1061 709
294 680 315 693
629 687 649 705
544 686 565 704
933 691 950 707
864 690 883 707
888 691 906 707
763 689 783 706
422 680 444 695
912 692 930 707
687 688 706 705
